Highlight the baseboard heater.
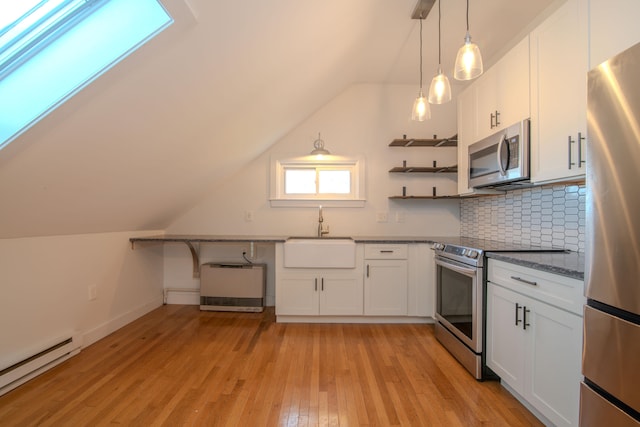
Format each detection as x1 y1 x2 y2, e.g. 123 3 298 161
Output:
0 334 81 396
200 263 266 312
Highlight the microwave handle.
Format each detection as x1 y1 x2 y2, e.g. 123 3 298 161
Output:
497 135 508 176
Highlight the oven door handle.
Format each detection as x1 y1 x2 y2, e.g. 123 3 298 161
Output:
435 257 477 277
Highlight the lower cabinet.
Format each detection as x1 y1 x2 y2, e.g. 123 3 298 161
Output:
275 242 432 321
364 260 408 315
486 259 583 427
277 271 363 316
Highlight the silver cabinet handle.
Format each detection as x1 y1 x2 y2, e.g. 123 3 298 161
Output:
321 277 324 291
523 307 531 330
380 250 394 253
510 276 538 286
578 132 586 167
495 110 500 127
568 135 576 169
490 112 495 129
366 264 370 278
315 278 318 291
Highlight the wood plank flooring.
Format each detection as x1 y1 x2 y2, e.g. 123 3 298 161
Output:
0 306 543 426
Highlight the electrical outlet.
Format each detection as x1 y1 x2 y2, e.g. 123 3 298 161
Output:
244 210 254 222
395 211 405 223
88 285 97 301
376 212 388 222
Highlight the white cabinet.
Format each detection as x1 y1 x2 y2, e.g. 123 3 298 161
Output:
364 244 408 315
457 86 475 195
530 0 588 184
276 270 363 316
407 243 434 317
473 36 530 141
275 242 433 321
589 0 640 68
486 259 584 427
456 36 529 195
275 243 364 316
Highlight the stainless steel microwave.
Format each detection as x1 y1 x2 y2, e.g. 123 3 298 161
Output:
468 119 530 189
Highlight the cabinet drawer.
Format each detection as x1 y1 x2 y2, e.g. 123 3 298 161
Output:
364 244 408 259
487 259 584 315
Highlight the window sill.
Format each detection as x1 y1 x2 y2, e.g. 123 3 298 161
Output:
269 199 366 208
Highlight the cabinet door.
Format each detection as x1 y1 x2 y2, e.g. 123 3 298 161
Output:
526 299 583 427
496 36 530 129
486 283 526 394
474 36 530 141
320 275 363 315
457 86 475 195
473 65 499 140
276 275 319 315
530 0 588 184
364 260 408 315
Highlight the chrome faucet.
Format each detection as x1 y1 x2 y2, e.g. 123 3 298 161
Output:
317 205 329 237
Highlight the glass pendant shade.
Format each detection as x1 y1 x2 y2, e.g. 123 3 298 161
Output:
428 67 452 104
454 32 483 80
412 89 430 121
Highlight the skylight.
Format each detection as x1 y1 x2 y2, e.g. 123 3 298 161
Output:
0 0 173 150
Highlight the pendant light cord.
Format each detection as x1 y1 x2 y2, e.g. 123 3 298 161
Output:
466 0 470 32
438 0 442 66
419 16 423 89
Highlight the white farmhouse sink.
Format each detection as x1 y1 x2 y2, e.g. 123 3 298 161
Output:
284 238 356 268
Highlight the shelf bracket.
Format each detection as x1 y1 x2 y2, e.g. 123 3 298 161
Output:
184 241 200 278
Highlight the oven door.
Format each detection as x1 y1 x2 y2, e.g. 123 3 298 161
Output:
434 256 483 353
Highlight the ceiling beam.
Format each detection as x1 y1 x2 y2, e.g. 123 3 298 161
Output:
411 0 436 19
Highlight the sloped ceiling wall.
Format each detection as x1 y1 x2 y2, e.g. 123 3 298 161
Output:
0 0 557 239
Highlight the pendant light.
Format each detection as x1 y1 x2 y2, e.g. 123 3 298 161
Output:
428 0 452 104
454 0 483 81
411 15 430 121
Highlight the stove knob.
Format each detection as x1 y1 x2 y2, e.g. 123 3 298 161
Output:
467 250 479 259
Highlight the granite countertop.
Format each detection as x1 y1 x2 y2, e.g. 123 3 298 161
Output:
486 251 585 280
129 234 446 244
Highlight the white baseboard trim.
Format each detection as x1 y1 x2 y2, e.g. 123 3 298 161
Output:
82 295 163 348
276 315 434 324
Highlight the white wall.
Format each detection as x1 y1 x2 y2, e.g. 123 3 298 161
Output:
165 84 462 303
0 230 164 370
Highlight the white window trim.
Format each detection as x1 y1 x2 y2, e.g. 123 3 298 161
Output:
270 154 366 208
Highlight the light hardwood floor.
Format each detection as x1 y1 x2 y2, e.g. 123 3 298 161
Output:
0 306 543 426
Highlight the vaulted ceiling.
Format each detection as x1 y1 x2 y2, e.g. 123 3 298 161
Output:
0 0 557 238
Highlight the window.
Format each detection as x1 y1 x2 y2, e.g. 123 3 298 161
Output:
284 167 352 196
271 154 365 207
0 0 174 150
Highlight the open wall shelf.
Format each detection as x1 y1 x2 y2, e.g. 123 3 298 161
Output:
388 134 457 147
389 165 457 173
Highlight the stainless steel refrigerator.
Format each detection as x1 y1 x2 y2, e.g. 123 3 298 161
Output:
582 41 640 426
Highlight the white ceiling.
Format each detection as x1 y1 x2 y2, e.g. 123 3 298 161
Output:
0 0 559 238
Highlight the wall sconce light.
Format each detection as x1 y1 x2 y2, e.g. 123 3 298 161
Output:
310 133 330 156
454 0 483 81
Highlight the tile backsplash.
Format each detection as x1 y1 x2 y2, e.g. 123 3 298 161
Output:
460 183 585 252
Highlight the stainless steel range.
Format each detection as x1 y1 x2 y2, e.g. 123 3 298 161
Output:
432 238 562 380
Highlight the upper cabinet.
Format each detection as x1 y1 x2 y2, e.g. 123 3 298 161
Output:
456 36 529 195
589 0 640 68
529 0 588 184
473 36 531 142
